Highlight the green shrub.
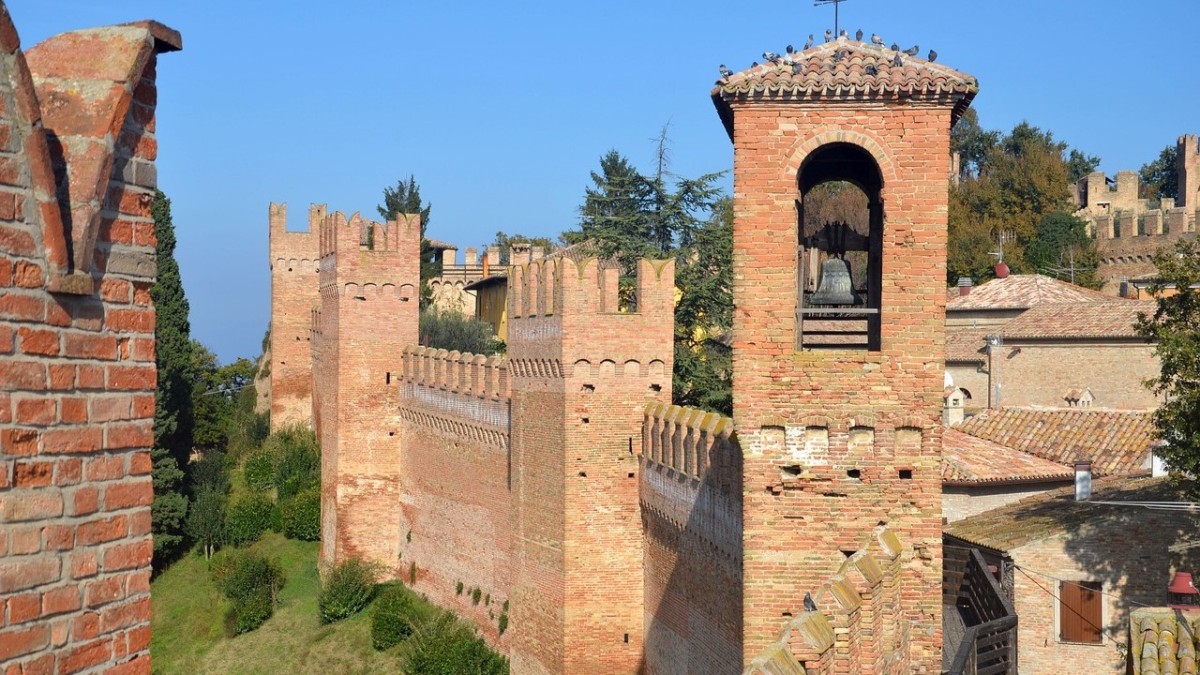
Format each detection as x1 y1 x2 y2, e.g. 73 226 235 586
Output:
455 581 463 596
209 549 285 635
418 309 504 356
471 587 482 606
406 612 509 674
243 450 277 491
498 612 508 636
190 449 230 495
263 424 320 500
371 584 416 650
318 558 379 623
225 493 275 546
281 488 320 541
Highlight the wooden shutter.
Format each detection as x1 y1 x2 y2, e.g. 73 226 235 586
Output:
1060 581 1102 643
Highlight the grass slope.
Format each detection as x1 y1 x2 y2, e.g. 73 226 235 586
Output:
151 534 407 674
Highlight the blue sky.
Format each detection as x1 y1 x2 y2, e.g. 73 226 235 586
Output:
7 1 1198 363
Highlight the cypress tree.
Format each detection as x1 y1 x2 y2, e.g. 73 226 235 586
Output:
149 190 192 561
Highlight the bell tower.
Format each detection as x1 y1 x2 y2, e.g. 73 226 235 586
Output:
712 38 977 670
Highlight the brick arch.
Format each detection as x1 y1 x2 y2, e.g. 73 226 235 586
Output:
782 129 898 188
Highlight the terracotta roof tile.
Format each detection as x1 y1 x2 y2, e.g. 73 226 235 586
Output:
946 275 1114 311
942 429 1074 485
711 38 978 138
1000 300 1154 340
945 476 1187 552
945 329 987 363
956 409 1156 477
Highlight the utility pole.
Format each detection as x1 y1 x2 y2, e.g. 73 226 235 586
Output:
814 0 848 36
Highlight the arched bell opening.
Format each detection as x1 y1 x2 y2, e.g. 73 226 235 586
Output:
796 142 883 351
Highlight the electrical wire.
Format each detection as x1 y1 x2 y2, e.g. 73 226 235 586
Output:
1014 565 1128 648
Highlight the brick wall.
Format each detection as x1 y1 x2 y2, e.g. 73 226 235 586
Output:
640 404 742 675
943 482 1070 523
0 9 179 675
727 101 953 670
996 342 1160 411
268 203 322 429
1010 510 1200 675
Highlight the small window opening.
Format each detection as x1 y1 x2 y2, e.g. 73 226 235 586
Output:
899 469 913 480
847 469 861 479
581 417 589 424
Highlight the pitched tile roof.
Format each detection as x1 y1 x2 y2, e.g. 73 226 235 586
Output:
711 38 978 138
946 275 1113 312
999 300 1154 340
956 409 1156 477
945 477 1187 553
942 429 1074 486
945 329 987 363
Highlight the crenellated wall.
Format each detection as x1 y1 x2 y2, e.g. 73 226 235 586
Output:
269 202 322 429
640 403 743 675
743 527 910 675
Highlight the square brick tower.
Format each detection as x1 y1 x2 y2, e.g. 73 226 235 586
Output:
712 39 977 670
314 211 420 570
268 203 323 429
506 258 674 674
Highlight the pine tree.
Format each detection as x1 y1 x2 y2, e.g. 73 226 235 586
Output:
149 190 192 561
377 175 437 307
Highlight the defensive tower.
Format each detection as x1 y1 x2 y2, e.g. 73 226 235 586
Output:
712 37 978 669
268 203 322 429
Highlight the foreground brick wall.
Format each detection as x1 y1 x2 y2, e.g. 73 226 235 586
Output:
268 203 322 429
0 9 179 675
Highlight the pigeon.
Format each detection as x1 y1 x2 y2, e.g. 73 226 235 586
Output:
892 54 903 67
804 34 815 49
855 28 864 41
890 43 899 51
904 44 919 56
792 63 804 75
804 592 818 613
871 33 884 45
786 44 794 54
833 49 845 62
864 64 878 76
839 29 847 38
824 29 833 42
719 64 733 78
928 49 938 62
763 51 778 62
750 61 758 67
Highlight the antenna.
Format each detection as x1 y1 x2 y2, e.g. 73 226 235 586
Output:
988 229 1014 263
814 0 848 36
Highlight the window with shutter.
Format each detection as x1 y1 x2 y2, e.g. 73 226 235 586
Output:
1059 580 1103 643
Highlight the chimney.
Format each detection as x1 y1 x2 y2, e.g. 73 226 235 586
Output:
1074 460 1092 501
994 261 1009 279
486 246 500 267
465 246 478 265
943 388 965 426
956 277 973 296
441 248 456 268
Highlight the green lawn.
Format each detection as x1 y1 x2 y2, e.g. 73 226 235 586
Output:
151 534 408 675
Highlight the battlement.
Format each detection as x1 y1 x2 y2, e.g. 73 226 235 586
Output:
317 210 421 258
508 257 674 320
642 402 736 484
744 527 907 675
400 345 510 402
268 202 323 266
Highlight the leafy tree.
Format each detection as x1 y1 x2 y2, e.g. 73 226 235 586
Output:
149 190 193 562
950 108 999 181
569 149 656 271
1135 240 1200 478
187 488 226 559
419 309 504 355
191 344 258 451
377 175 437 308
1140 144 1179 201
673 198 733 415
1024 212 1100 288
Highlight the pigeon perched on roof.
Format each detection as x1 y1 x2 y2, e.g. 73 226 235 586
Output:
792 63 804 75
719 64 733 78
855 28 864 41
786 44 794 54
904 44 919 56
864 64 878 76
833 49 845 62
804 34 814 49
824 29 833 42
839 29 847 38
804 592 817 613
871 33 884 45
892 54 903 67
763 51 778 62
928 49 938 62
750 61 758 67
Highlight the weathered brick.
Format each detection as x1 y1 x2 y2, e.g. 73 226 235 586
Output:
7 591 41 623
42 584 81 616
13 459 53 487
0 556 60 592
77 515 127 545
84 577 124 608
101 538 152 572
0 624 49 661
58 636 112 674
103 480 152 511
0 491 63 522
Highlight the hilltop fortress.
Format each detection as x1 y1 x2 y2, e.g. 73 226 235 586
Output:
270 37 977 674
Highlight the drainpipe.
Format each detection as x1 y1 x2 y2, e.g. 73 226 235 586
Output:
986 334 1003 409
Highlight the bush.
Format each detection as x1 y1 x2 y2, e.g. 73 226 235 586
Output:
371 583 416 650
263 424 320 501
318 558 380 623
405 612 509 674
187 488 226 559
225 493 275 546
281 488 320 541
418 309 504 356
190 449 230 495
209 549 285 635
243 450 277 491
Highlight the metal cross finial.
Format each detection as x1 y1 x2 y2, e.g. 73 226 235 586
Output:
814 0 848 36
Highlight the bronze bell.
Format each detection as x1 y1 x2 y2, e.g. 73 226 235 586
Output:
809 257 860 306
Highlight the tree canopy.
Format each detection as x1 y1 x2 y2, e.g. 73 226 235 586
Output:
1135 240 1200 480
1140 144 1179 201
948 119 1101 287
377 175 438 307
